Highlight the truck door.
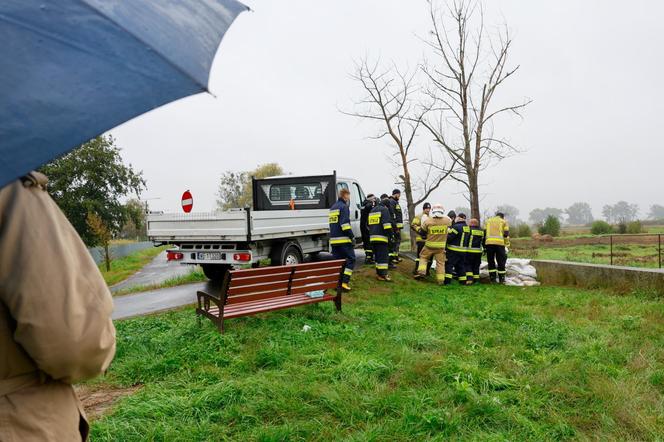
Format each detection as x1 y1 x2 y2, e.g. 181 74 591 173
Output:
337 180 365 238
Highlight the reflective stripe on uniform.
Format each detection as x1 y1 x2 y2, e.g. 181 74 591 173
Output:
331 237 352 244
488 269 497 273
396 223 403 228
425 241 446 248
376 263 389 270
344 268 353 276
445 273 453 278
341 223 352 231
447 246 466 253
383 223 392 229
498 270 506 275
467 249 483 253
370 235 388 243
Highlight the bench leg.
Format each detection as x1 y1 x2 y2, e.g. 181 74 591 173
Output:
217 316 225 334
334 288 342 312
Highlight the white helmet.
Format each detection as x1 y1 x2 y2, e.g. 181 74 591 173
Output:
431 203 445 218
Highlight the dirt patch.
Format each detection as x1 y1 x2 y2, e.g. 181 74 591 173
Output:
74 384 142 420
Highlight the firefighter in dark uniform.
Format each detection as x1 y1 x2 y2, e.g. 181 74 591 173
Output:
369 196 395 281
388 189 403 265
360 194 376 265
445 213 469 285
464 218 484 285
329 188 355 291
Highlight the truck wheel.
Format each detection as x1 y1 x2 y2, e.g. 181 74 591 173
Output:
201 264 231 282
271 243 302 266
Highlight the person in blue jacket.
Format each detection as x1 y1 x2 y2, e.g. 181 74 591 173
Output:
329 188 356 291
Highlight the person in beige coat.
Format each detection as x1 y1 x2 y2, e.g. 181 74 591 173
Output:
0 172 116 441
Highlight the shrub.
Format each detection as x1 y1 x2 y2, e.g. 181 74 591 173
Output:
590 220 612 235
616 222 628 234
626 220 644 234
538 215 561 237
513 223 532 238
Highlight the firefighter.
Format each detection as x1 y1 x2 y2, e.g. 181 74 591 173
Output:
415 204 452 284
329 188 356 291
484 211 510 284
464 218 485 285
411 202 431 275
369 195 395 281
0 172 116 441
445 213 469 285
388 189 403 264
360 194 376 265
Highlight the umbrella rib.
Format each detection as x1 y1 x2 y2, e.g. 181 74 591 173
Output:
78 0 210 93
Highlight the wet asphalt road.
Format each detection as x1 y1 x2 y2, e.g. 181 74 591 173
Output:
110 251 193 293
112 251 368 320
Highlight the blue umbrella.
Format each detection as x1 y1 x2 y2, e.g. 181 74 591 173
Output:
0 0 248 189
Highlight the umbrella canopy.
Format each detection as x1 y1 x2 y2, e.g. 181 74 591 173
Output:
0 0 248 189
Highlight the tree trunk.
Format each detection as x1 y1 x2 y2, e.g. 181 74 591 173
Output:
104 243 111 272
468 173 481 221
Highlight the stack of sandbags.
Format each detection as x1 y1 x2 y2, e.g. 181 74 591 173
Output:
480 258 540 286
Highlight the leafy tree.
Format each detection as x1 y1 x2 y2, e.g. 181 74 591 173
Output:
217 163 284 210
538 215 561 237
648 204 664 220
513 223 532 238
602 201 638 224
495 204 520 226
87 212 112 271
590 220 612 235
529 207 564 225
565 202 594 225
626 221 644 234
40 135 145 246
120 198 147 240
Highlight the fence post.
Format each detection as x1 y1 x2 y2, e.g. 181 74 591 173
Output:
659 234 662 269
610 235 613 266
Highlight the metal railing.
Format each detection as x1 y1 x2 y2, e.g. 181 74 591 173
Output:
608 233 662 268
511 233 663 269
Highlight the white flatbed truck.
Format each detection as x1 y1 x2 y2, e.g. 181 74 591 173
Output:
147 173 368 281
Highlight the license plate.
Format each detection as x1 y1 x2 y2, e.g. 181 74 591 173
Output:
198 252 222 260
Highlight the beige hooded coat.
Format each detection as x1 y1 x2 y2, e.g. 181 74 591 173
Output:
0 173 116 441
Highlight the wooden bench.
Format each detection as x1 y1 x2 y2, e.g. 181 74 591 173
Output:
196 259 346 333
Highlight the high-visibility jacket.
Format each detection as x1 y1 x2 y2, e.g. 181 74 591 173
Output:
467 226 485 253
368 203 393 243
447 220 470 253
421 216 452 249
388 197 403 229
329 198 354 245
360 198 374 234
484 216 510 246
411 213 425 243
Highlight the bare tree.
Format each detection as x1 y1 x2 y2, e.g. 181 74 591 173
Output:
420 0 531 220
344 57 457 250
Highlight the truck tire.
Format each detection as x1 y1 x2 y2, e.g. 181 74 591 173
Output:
271 242 303 266
201 264 231 282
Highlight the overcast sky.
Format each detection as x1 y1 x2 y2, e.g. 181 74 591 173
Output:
109 0 664 221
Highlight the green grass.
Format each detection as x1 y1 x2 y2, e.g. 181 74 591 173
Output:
100 246 167 286
112 269 207 297
89 266 664 441
512 243 663 268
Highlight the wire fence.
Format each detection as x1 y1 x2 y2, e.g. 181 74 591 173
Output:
511 234 663 269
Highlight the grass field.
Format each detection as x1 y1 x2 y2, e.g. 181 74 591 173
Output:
100 246 167 286
87 264 664 441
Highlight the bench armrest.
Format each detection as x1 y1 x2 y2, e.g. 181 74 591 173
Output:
197 290 223 312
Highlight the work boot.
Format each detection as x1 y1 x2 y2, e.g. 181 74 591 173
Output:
498 274 506 285
388 262 397 270
413 273 424 280
377 274 392 282
342 283 352 292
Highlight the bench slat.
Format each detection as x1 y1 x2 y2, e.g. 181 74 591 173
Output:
228 272 292 286
226 289 293 305
229 260 345 277
227 280 290 296
224 293 336 318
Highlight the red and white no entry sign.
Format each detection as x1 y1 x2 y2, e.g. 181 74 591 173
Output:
181 190 193 213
